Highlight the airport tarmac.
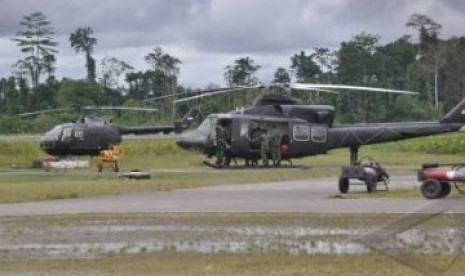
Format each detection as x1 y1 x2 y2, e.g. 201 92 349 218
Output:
0 174 464 216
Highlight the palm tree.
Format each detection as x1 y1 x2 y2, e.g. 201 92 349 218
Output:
70 27 97 81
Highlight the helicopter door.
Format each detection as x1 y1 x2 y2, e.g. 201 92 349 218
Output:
292 124 328 155
216 118 233 150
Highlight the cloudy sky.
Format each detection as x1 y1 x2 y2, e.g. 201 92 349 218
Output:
1 0 465 88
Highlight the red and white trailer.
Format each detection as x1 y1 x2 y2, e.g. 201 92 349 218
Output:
418 163 465 199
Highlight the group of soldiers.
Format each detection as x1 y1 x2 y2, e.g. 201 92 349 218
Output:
259 125 282 167
248 123 282 167
215 121 283 168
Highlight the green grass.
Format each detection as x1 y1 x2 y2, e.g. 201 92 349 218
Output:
3 212 464 230
1 136 465 203
0 170 323 203
344 187 465 199
3 252 460 276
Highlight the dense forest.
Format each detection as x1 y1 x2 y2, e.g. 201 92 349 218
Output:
1 12 464 133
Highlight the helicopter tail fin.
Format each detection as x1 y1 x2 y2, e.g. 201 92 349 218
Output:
440 99 465 124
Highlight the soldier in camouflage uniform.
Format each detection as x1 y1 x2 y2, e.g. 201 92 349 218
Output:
246 122 261 166
215 123 227 167
260 127 270 167
270 125 282 166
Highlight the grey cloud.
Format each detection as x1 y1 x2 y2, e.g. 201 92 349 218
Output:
1 0 464 87
1 0 464 53
442 0 465 13
0 0 209 39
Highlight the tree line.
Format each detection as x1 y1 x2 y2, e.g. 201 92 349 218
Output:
0 11 464 133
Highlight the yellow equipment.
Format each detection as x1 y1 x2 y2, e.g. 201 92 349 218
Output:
97 144 121 172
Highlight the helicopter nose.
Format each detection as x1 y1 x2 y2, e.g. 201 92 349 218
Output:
176 131 206 151
39 138 58 155
39 138 54 150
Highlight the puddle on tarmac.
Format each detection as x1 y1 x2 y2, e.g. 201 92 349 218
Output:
48 225 364 236
0 240 370 257
1 225 464 257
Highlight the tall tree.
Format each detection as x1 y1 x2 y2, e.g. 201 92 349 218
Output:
272 67 291 83
11 12 58 89
145 46 182 118
336 32 383 122
312 48 338 82
144 46 182 95
100 56 133 105
70 27 98 81
290 51 321 83
436 37 465 111
224 57 261 87
406 13 442 50
376 36 417 89
100 56 133 90
407 14 443 108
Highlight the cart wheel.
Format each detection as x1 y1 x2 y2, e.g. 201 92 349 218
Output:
339 177 349 194
366 178 376 193
441 182 451 198
421 179 443 199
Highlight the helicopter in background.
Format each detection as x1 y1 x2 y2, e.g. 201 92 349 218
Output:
36 106 198 171
175 83 465 174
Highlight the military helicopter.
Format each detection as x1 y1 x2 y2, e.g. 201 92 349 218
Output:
175 83 465 170
38 106 198 158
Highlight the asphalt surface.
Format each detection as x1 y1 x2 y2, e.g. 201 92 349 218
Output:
0 174 464 216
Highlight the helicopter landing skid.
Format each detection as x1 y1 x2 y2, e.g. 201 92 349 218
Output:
202 160 304 169
203 161 225 168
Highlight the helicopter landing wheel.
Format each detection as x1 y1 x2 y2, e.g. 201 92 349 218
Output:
339 177 349 194
366 177 377 193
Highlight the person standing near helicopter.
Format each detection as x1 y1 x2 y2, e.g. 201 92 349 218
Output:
269 125 282 166
260 126 270 167
215 122 227 167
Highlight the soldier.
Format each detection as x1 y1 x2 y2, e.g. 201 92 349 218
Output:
246 122 260 167
215 123 227 167
270 125 282 166
260 127 270 167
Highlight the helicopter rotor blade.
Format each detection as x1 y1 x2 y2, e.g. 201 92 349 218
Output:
143 94 177 102
291 83 419 95
291 86 339 94
145 85 260 103
82 106 158 112
173 86 257 104
19 108 71 117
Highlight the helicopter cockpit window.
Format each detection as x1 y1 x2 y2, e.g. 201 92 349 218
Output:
293 124 310 141
45 125 63 141
74 127 84 140
197 116 215 136
311 126 327 143
61 127 73 142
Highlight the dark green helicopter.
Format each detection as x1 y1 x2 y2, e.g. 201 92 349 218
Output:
175 83 465 168
38 106 198 156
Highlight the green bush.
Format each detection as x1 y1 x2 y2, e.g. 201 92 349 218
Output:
389 134 465 154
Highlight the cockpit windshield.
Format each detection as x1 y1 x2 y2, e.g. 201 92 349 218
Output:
61 127 73 142
197 115 216 136
44 125 63 141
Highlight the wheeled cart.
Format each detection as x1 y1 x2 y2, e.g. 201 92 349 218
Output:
339 157 390 194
